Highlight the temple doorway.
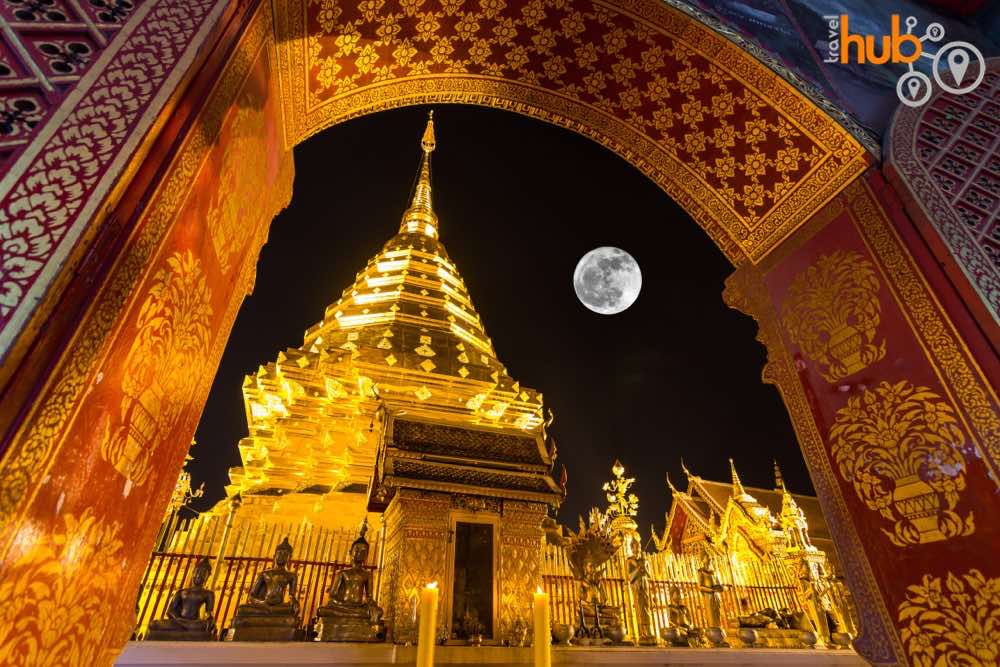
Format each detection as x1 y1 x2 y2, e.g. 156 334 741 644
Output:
449 522 495 641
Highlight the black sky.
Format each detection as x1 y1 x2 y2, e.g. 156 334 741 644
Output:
189 104 809 533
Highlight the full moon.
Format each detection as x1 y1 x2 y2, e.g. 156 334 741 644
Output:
573 247 642 315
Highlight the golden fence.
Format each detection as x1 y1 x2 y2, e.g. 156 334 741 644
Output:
540 544 801 640
136 514 800 642
135 514 382 638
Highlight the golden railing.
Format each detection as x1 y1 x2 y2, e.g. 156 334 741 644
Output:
540 544 801 641
134 515 382 638
137 516 803 642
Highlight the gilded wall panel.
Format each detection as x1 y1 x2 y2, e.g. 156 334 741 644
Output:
898 568 1000 667
496 501 546 643
380 490 452 641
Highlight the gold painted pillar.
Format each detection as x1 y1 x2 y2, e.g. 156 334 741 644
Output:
723 175 1000 667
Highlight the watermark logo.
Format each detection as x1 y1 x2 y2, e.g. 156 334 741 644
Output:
824 14 984 107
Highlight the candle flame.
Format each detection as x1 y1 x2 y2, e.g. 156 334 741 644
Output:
536 586 545 594
427 581 438 590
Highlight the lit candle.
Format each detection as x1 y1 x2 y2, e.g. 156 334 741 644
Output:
417 582 439 667
533 586 551 667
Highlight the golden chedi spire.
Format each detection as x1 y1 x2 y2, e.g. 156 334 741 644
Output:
400 111 438 238
227 111 547 511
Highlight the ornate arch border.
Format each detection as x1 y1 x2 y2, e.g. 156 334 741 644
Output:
272 0 869 266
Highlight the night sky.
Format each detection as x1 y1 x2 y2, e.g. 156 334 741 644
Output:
189 104 810 533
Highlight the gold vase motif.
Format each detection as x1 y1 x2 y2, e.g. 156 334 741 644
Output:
100 251 213 485
781 250 885 382
898 569 1000 666
829 381 974 546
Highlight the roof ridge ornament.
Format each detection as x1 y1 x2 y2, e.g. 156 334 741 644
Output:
729 458 754 502
400 110 438 238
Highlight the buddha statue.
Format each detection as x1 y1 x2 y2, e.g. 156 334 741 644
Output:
662 585 702 647
315 522 386 641
232 537 300 641
625 537 655 645
697 548 724 629
147 557 216 641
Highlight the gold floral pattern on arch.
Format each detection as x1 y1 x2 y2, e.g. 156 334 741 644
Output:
208 105 270 275
0 510 124 665
898 568 1000 666
781 250 886 382
100 251 213 486
829 381 974 547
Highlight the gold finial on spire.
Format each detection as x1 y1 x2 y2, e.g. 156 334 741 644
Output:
422 109 436 152
729 458 748 498
773 459 785 491
400 111 438 237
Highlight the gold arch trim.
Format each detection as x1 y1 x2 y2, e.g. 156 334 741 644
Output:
273 0 868 265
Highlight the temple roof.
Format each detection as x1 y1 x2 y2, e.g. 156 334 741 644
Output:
663 463 837 566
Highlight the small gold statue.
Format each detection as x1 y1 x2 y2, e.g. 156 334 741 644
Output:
147 557 216 641
697 546 729 647
737 596 776 629
796 557 829 647
315 521 386 641
697 548 724 629
625 537 655 645
662 585 702 647
232 537 300 641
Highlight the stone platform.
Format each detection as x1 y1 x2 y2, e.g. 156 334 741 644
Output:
115 642 868 666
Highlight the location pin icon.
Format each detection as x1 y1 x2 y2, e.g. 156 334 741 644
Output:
907 77 921 100
948 49 969 86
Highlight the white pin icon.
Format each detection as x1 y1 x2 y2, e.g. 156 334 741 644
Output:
907 77 922 99
948 48 970 85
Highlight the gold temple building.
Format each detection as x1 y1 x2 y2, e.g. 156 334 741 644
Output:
660 461 840 571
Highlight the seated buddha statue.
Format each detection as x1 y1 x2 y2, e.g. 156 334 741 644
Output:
315 521 386 642
663 585 702 647
147 557 216 641
232 537 300 641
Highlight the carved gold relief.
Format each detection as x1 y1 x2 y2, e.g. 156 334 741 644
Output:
829 381 973 546
898 568 1000 666
781 250 885 382
0 510 124 665
208 105 270 275
100 251 213 485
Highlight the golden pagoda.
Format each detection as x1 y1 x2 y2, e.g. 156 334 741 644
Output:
201 113 562 641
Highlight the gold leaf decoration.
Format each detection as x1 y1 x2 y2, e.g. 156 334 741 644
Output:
829 380 973 546
100 251 213 485
898 568 1000 666
0 510 124 665
781 250 886 382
